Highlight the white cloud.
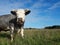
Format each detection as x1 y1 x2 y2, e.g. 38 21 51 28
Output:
44 1 60 13
48 1 60 10
0 1 26 15
30 1 52 14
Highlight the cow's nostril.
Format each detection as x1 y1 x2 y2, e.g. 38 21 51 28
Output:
17 18 22 21
17 18 24 24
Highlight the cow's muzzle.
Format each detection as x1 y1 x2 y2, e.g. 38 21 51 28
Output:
17 18 24 25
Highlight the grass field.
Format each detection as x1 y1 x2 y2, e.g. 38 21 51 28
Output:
0 29 60 45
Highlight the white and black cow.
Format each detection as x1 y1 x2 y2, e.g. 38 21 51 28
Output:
0 9 31 42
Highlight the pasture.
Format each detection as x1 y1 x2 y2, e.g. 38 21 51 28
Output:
0 29 60 45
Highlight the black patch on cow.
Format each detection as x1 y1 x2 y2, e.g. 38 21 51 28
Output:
25 10 31 15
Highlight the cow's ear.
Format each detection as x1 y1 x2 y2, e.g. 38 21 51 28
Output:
25 9 31 15
11 10 17 15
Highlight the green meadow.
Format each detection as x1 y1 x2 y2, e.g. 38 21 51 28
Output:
0 29 60 45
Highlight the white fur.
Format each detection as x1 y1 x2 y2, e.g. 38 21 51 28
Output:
17 29 20 34
10 27 14 42
17 28 24 38
20 28 24 38
16 9 25 21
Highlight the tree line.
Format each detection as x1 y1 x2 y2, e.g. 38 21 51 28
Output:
45 25 60 29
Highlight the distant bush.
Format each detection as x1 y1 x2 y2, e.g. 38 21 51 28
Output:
24 28 39 30
45 25 60 29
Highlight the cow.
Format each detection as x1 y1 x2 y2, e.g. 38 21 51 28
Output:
0 9 31 42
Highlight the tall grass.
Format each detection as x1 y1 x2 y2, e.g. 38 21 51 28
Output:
0 29 60 45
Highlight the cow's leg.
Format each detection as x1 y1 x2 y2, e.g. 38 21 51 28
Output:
10 26 14 42
17 29 20 34
17 28 24 38
9 24 14 42
20 28 24 38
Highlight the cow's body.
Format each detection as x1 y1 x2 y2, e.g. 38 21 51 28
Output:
0 9 31 42
0 14 16 31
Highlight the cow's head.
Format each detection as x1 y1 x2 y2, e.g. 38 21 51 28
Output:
11 9 31 25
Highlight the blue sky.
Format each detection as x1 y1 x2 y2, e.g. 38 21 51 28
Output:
0 0 60 28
